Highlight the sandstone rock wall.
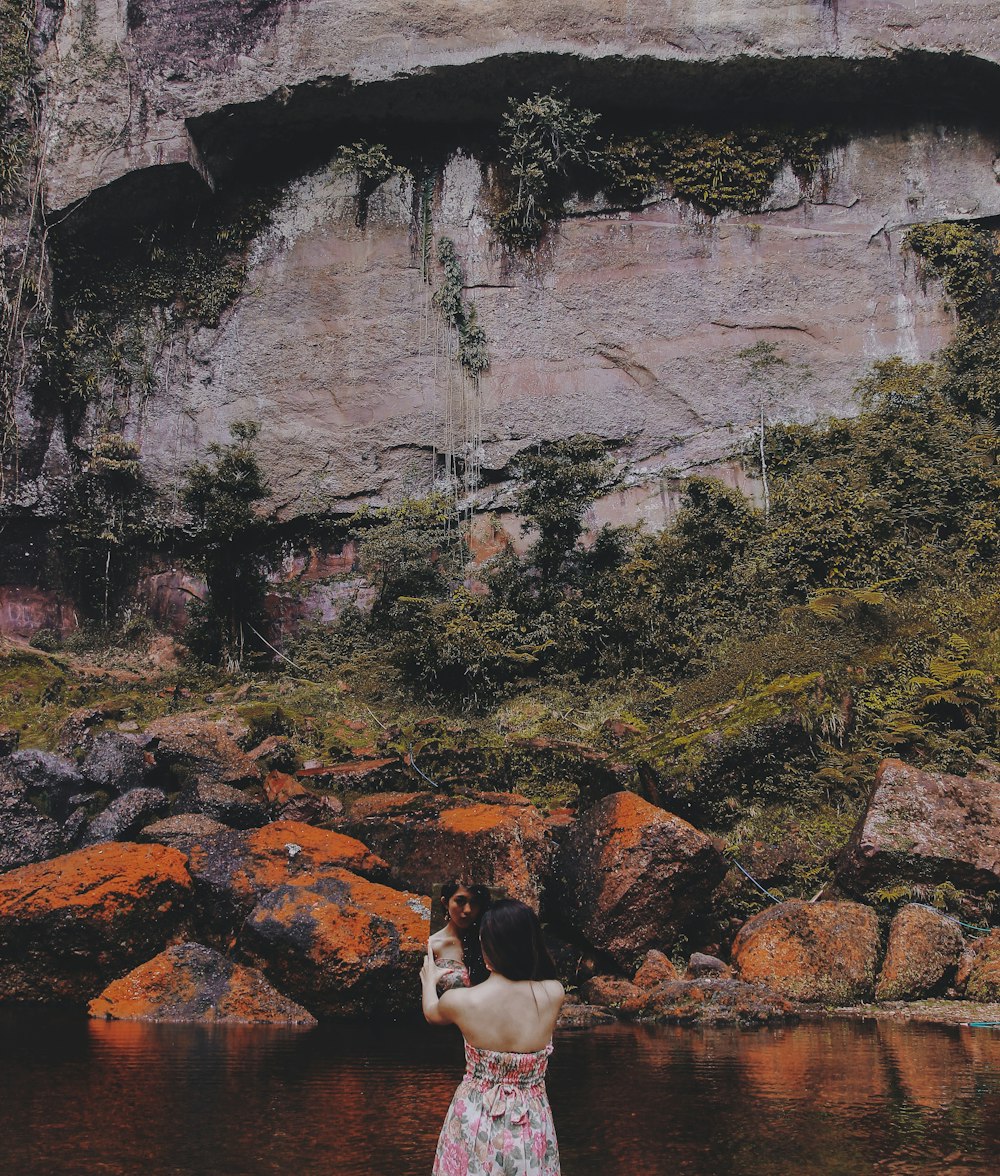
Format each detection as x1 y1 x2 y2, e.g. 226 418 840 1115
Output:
13 2 1000 524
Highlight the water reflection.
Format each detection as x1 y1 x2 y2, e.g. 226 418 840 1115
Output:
0 1011 998 1174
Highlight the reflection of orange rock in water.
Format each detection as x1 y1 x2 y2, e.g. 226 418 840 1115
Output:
238 868 430 1017
878 1022 974 1108
89 942 317 1024
0 842 192 1003
729 1022 892 1106
732 900 881 1004
876 904 964 1001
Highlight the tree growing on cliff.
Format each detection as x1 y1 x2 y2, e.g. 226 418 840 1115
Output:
181 421 281 668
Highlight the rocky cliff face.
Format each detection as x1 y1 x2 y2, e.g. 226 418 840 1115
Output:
7 1 1000 529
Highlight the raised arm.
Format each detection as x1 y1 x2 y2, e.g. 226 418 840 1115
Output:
421 939 458 1025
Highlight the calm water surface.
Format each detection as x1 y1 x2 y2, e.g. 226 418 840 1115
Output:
1 1011 998 1174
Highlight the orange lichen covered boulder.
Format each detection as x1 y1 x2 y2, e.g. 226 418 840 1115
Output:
732 900 881 1004
0 842 192 1003
876 904 964 1001
338 792 551 905
180 819 390 939
634 949 679 988
89 942 316 1024
956 929 1000 1001
237 869 431 1017
558 791 727 965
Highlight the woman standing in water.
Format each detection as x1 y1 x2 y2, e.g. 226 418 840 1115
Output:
429 882 492 991
422 899 564 1175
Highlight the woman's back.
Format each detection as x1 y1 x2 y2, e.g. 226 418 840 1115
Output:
440 974 564 1052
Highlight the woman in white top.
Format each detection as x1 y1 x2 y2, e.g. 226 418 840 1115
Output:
422 898 564 1176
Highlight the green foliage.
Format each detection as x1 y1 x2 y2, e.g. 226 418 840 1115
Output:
511 435 617 577
332 140 410 227
434 238 489 377
0 0 31 118
494 91 600 248
181 421 281 667
57 432 159 624
356 494 464 628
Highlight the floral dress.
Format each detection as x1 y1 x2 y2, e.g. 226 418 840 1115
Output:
432 1041 560 1176
435 959 471 994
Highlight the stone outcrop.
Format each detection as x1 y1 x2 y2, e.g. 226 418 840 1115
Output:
4 750 84 822
172 780 269 829
338 792 551 905
732 900 882 1005
876 904 964 1002
557 791 727 965
238 869 430 1017
81 732 149 795
0 765 63 872
2 1 994 553
88 942 316 1025
180 819 390 939
0 842 192 1003
837 759 1000 896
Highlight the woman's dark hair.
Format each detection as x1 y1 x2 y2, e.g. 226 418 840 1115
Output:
479 899 558 982
442 882 492 986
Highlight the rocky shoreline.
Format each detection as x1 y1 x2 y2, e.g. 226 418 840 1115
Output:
2 705 999 1028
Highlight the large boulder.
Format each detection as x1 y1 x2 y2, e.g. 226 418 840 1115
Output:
0 797 62 872
338 792 552 905
144 713 261 788
875 904 964 1002
731 900 882 1004
172 780 268 829
956 929 1000 1002
238 870 430 1017
80 788 170 847
0 842 192 1002
4 749 84 821
81 732 148 795
557 791 727 965
181 820 390 939
837 759 1000 896
88 942 316 1024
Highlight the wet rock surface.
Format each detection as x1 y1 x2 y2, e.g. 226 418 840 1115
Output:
238 869 430 1017
0 842 192 1003
558 791 727 965
876 904 964 1002
88 941 316 1025
838 759 1000 896
732 900 882 1005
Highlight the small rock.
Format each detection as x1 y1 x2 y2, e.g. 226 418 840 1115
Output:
172 779 268 829
57 706 123 754
89 942 316 1024
139 813 230 850
0 728 19 757
634 950 679 988
5 750 84 821
81 788 169 846
81 732 147 795
685 953 733 980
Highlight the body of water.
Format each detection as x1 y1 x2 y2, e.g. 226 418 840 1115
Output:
1 1011 998 1173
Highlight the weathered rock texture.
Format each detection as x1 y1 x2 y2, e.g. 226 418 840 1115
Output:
7 2 1000 548
732 899 882 1004
558 791 727 964
180 819 389 938
338 791 552 905
876 903 965 1002
956 929 1000 1001
88 941 316 1024
0 842 192 1002
838 759 1000 896
582 972 796 1024
237 869 430 1017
